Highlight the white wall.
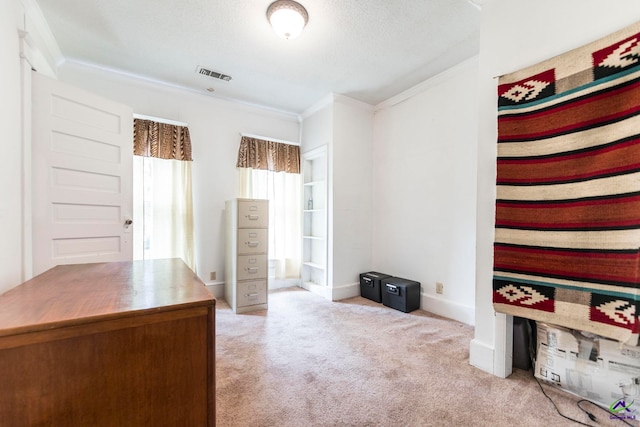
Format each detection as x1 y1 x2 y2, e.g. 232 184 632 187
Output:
12 2 640 381
0 0 24 294
372 57 479 325
332 97 374 297
301 100 334 291
300 95 375 300
471 0 640 376
300 100 333 152
58 62 300 294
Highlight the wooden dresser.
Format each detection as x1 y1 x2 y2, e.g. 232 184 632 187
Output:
0 259 215 426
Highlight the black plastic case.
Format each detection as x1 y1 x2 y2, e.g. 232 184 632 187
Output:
359 272 391 303
381 277 420 313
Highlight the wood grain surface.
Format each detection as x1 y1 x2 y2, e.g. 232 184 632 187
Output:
0 259 216 426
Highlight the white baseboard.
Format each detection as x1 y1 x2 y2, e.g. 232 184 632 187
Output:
331 282 360 301
301 281 360 301
301 281 333 300
323 284 475 325
420 294 475 326
469 338 495 375
205 282 225 299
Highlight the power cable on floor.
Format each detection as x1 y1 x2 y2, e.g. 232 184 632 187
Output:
533 370 636 426
532 372 594 426
577 398 635 427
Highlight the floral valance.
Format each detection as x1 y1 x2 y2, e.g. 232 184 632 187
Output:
133 118 193 161
236 136 300 174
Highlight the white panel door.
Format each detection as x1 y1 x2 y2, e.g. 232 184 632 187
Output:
32 72 133 276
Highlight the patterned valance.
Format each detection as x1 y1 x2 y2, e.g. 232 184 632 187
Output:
493 21 640 345
133 118 193 161
236 136 300 174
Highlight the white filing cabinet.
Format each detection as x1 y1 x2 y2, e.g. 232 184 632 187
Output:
225 198 268 313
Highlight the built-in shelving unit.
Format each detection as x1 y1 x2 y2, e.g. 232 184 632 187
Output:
301 146 327 289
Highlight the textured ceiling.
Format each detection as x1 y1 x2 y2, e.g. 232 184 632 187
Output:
34 0 481 114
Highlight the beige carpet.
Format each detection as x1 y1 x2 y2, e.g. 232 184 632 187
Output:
216 287 635 427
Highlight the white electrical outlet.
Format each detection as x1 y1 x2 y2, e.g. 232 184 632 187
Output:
210 271 216 281
436 282 444 294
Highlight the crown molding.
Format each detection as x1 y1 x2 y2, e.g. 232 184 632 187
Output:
20 0 64 70
299 94 335 120
333 94 375 112
375 55 479 112
467 0 484 10
63 59 300 121
300 93 374 121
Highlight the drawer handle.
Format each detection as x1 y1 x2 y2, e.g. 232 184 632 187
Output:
246 241 259 247
245 293 258 298
246 214 259 220
246 267 259 273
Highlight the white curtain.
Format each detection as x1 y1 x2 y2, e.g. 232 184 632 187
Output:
133 156 195 272
238 168 301 286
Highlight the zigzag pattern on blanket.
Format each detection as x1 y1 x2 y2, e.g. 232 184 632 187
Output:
493 21 640 345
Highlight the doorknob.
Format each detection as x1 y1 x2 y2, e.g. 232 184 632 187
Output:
124 218 133 233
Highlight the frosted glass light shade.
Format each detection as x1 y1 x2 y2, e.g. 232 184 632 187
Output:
267 1 308 40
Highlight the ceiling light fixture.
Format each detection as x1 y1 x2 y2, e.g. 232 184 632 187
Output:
267 0 308 40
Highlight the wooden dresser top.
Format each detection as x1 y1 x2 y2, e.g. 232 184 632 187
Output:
0 258 214 337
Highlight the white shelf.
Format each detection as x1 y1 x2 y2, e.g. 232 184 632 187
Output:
303 235 324 240
303 261 324 269
302 280 325 288
302 145 327 288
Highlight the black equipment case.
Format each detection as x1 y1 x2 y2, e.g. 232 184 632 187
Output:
359 272 391 303
381 277 420 313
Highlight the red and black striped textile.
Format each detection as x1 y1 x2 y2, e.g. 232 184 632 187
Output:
493 21 640 345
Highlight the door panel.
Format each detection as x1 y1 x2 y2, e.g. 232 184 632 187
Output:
32 72 133 276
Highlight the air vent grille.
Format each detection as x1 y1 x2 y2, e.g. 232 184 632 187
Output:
196 66 232 82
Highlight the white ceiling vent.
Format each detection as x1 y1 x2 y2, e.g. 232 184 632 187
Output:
196 66 232 82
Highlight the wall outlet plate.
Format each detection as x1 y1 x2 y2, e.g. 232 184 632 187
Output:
436 282 444 294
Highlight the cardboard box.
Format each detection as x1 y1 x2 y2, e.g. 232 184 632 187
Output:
535 322 640 410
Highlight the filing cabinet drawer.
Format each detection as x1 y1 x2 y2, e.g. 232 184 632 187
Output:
226 198 269 314
237 280 267 307
238 200 269 228
237 255 267 280
237 229 268 254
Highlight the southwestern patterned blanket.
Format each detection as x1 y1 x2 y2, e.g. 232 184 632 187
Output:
493 21 640 345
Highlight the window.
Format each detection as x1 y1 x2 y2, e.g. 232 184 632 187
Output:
132 118 195 271
236 136 301 288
